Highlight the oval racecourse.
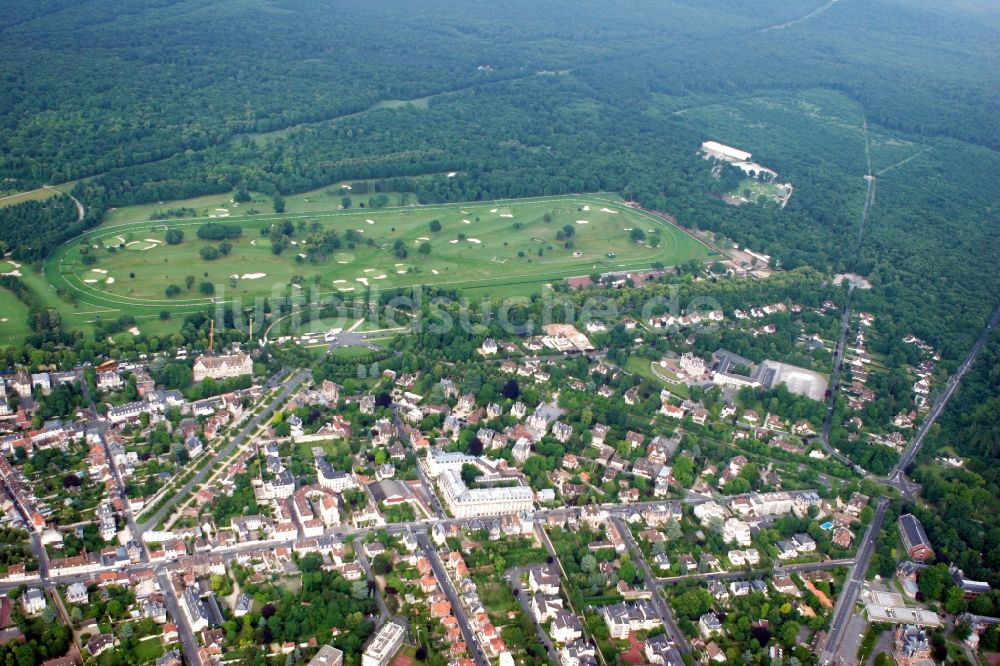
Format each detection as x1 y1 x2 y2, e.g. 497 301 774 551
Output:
45 195 716 318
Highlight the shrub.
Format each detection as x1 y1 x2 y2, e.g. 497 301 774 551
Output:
196 223 241 241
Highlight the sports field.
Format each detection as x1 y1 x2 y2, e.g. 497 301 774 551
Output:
45 194 714 322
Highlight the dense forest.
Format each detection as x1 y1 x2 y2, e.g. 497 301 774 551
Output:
0 0 996 189
0 194 79 260
0 0 992 364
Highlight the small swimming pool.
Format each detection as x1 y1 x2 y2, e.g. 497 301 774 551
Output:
820 521 834 530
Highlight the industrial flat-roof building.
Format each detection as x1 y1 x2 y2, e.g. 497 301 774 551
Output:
701 141 753 163
362 621 406 666
309 645 344 666
864 590 941 627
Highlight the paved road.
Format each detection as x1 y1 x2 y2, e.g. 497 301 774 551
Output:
416 532 489 666
611 516 689 654
534 523 608 666
2 490 822 591
506 566 560 664
656 557 855 583
819 498 888 665
136 368 307 534
157 568 201 666
355 545 390 626
818 287 859 472
391 406 445 519
884 301 1000 483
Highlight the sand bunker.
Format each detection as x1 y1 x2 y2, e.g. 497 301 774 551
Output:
446 172 457 178
397 270 407 274
84 279 97 284
338 287 355 292
467 238 482 244
215 208 228 212
106 277 115 284
364 268 375 273
582 205 590 211
463 219 471 224
372 274 387 279
91 268 108 274
499 213 513 218
114 236 126 245
490 208 498 213
144 238 162 244
366 219 375 225
241 273 267 280
356 278 369 286
297 253 306 259
333 279 347 284
449 240 459 244
460 210 470 215
431 269 439 275
129 326 140 336
623 228 633 232
0 318 7 322
395 263 405 267
600 207 618 214
575 220 589 225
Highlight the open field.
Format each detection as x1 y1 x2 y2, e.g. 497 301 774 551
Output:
0 186 60 209
733 178 785 204
0 287 32 344
44 194 715 325
626 356 690 399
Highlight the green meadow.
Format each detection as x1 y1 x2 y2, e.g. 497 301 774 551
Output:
44 194 713 330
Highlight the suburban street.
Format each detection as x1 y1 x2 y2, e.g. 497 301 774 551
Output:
136 367 308 534
157 568 201 666
611 517 689 654
818 286 859 472
355 544 391 626
885 301 1000 482
657 557 856 584
534 522 609 666
819 497 889 665
416 531 489 666
506 565 561 665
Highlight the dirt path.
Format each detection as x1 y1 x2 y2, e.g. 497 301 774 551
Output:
44 185 84 222
759 0 839 32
